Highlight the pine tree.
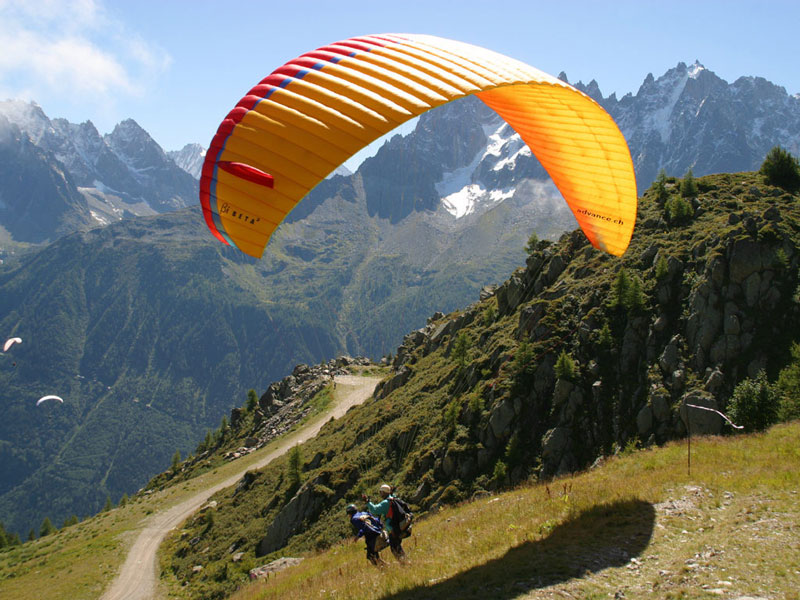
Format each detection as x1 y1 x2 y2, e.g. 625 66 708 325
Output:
554 350 577 381
171 450 182 474
597 322 613 348
62 515 79 528
655 255 669 280
103 495 113 512
39 517 56 537
653 169 670 204
288 445 302 490
524 231 540 254
627 275 646 312
611 268 631 309
246 389 258 412
452 331 470 368
681 167 698 198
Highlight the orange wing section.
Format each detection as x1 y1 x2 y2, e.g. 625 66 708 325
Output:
199 34 637 258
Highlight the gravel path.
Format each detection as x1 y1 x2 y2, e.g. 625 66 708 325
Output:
100 374 381 600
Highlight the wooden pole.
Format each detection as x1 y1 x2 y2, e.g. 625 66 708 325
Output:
686 406 691 477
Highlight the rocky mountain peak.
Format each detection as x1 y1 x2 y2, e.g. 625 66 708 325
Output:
168 143 206 179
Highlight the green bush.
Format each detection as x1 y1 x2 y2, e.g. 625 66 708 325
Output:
482 303 497 326
444 398 460 433
760 146 800 192
492 460 508 483
776 342 800 421
727 371 780 432
665 195 694 223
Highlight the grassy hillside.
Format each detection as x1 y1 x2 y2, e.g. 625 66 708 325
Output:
231 423 800 600
156 169 800 599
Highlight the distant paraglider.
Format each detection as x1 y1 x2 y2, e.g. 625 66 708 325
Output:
3 337 21 352
36 395 64 407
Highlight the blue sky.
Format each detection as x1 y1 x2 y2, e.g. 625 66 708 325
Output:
1 0 798 167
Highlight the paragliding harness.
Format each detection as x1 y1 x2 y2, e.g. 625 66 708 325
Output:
352 512 389 563
387 496 413 538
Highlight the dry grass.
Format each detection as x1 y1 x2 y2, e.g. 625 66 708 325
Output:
230 422 800 600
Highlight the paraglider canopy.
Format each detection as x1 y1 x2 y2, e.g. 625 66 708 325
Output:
200 33 638 259
36 395 63 406
3 337 21 352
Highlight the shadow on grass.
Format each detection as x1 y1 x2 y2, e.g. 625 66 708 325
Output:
381 499 655 600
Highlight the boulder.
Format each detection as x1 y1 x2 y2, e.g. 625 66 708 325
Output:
488 399 516 440
249 557 304 580
497 273 526 315
257 478 329 556
728 238 763 284
636 404 654 437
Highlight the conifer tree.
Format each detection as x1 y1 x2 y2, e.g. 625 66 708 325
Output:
452 331 470 368
611 268 631 309
524 231 540 254
62 515 79 528
760 146 800 192
655 255 669 280
288 445 302 490
39 517 56 537
246 389 258 412
627 275 646 312
171 450 182 474
681 167 698 198
103 495 113 512
554 349 577 381
653 169 670 204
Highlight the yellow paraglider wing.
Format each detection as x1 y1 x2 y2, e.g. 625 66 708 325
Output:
199 34 637 258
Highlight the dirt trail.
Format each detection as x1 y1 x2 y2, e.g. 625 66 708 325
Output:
100 374 381 600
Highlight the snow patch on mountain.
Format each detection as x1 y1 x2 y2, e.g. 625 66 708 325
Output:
435 121 519 218
647 68 689 144
688 61 706 79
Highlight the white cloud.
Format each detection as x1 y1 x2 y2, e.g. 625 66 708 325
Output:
0 0 170 106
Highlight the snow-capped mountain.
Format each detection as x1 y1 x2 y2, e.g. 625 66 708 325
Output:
569 61 800 191
0 100 198 231
354 95 551 225
0 113 94 243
